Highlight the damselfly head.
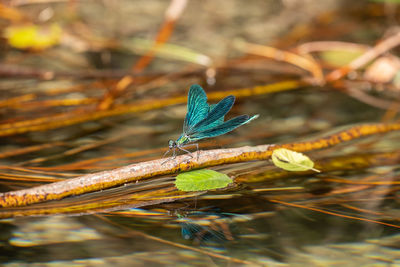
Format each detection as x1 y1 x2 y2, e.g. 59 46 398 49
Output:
168 140 177 149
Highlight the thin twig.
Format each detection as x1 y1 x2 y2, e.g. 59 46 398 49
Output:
326 31 400 81
97 0 188 110
236 40 324 85
0 63 160 80
269 199 400 229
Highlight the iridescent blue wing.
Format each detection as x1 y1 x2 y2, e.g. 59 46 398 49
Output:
187 95 235 135
181 220 229 243
206 104 225 129
181 222 201 240
183 84 209 133
189 114 258 141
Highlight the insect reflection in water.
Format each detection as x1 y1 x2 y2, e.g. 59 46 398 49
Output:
176 210 238 246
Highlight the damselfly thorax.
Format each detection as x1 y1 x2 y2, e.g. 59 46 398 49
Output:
163 135 199 164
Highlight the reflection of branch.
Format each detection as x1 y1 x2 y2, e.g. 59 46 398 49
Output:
270 199 400 229
1 122 400 208
326 31 400 81
346 86 400 111
98 215 257 266
235 150 400 183
329 79 400 111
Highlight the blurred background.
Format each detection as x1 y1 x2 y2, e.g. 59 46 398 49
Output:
1 0 400 266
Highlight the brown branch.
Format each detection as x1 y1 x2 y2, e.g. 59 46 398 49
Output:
97 0 188 110
237 41 325 85
0 142 64 159
0 63 164 80
0 3 27 22
326 31 400 82
0 122 399 208
235 150 400 183
0 81 302 137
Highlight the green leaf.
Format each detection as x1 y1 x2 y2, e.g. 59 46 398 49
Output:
271 148 320 172
320 50 363 67
370 0 400 3
123 38 212 66
175 169 233 192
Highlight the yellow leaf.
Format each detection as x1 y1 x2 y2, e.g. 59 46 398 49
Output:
271 148 320 172
4 23 62 50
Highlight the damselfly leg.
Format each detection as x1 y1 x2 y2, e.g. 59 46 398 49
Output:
178 143 199 163
161 142 199 165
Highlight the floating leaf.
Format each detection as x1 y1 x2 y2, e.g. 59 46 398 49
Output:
175 169 232 192
4 23 62 50
271 148 320 172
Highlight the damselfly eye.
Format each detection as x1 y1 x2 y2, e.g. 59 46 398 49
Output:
168 140 175 148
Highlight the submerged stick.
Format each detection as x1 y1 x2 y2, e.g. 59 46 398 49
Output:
0 122 399 208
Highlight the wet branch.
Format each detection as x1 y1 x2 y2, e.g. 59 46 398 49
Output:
0 122 399 208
